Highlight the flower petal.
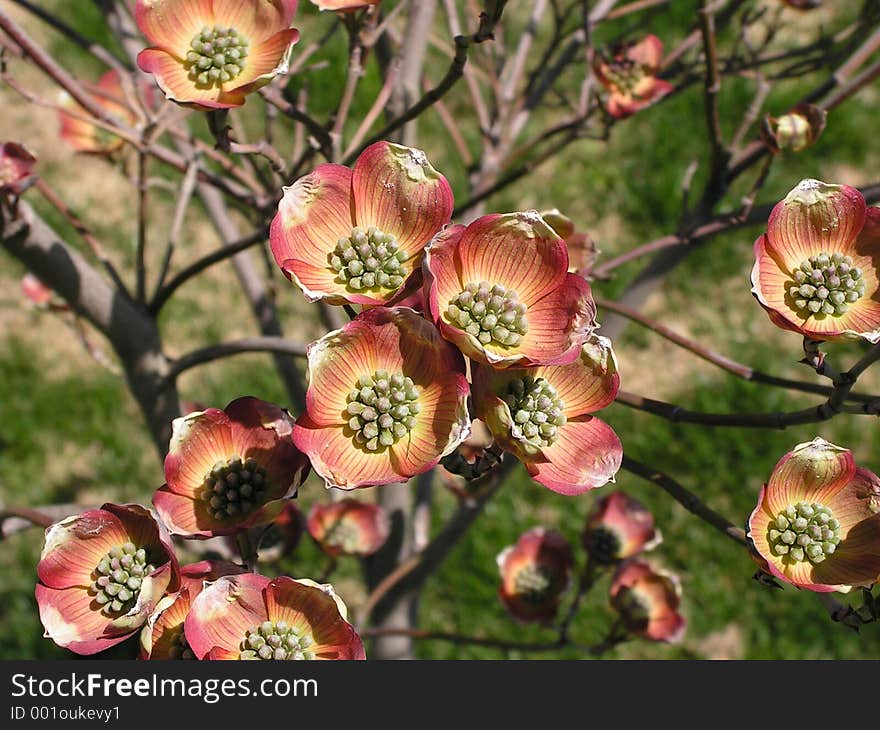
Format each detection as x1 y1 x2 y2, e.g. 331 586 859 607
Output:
537 335 619 416
351 141 454 255
36 584 132 655
765 180 866 269
270 163 355 302
628 34 664 70
293 416 405 489
184 573 270 659
135 0 213 49
265 577 365 659
509 273 597 367
137 48 246 109
457 212 568 306
526 416 622 495
211 0 298 43
228 28 299 93
763 437 855 514
164 408 236 496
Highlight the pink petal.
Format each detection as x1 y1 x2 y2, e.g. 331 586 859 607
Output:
164 408 235 497
211 0 298 43
457 213 568 306
628 34 664 70
135 0 213 49
36 584 133 655
764 437 855 514
137 48 246 109
351 141 454 255
184 574 270 659
533 335 619 416
293 416 405 489
270 163 355 302
765 180 866 269
229 28 299 93
526 416 622 495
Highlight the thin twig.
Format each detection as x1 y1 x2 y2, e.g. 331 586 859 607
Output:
166 337 308 381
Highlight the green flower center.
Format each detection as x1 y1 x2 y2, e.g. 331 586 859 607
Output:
768 501 840 564
584 526 623 565
502 376 566 448
198 457 268 522
168 627 195 660
330 226 408 292
346 369 421 452
446 281 528 348
89 543 154 616
186 26 249 88
240 621 315 660
513 563 554 603
788 251 864 317
604 59 645 96
324 521 361 553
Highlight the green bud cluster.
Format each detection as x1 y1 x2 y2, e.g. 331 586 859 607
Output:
789 252 864 317
513 563 554 603
768 501 841 564
603 59 643 95
446 281 528 348
503 376 567 448
330 227 408 292
198 457 267 521
186 26 249 88
89 543 154 616
168 628 195 660
346 370 421 452
240 621 315 660
584 526 623 565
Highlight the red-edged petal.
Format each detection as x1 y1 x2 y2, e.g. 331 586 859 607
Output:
228 28 299 94
536 335 619 416
265 578 365 659
211 0 298 42
765 180 866 269
134 0 213 49
270 164 355 302
137 48 246 109
139 589 193 659
36 585 133 655
526 416 622 495
293 416 406 489
509 273 597 368
351 141 454 256
456 212 568 306
627 34 664 70
763 437 855 514
164 408 235 497
184 573 270 659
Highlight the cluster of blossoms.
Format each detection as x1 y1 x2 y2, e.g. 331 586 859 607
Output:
497 493 684 643
270 138 623 495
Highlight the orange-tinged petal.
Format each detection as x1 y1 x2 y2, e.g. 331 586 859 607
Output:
504 273 597 367
390 376 470 476
184 574 270 659
351 141 454 256
137 48 246 109
627 34 664 70
36 585 132 655
135 0 214 49
311 0 380 9
293 416 406 489
139 589 193 659
457 212 568 306
211 0 298 43
37 510 130 589
764 437 855 513
164 408 235 497
228 28 299 93
270 163 355 302
526 416 622 495
533 335 619 416
265 578 364 659
765 180 866 269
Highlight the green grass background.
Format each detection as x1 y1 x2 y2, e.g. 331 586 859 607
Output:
2 0 880 659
